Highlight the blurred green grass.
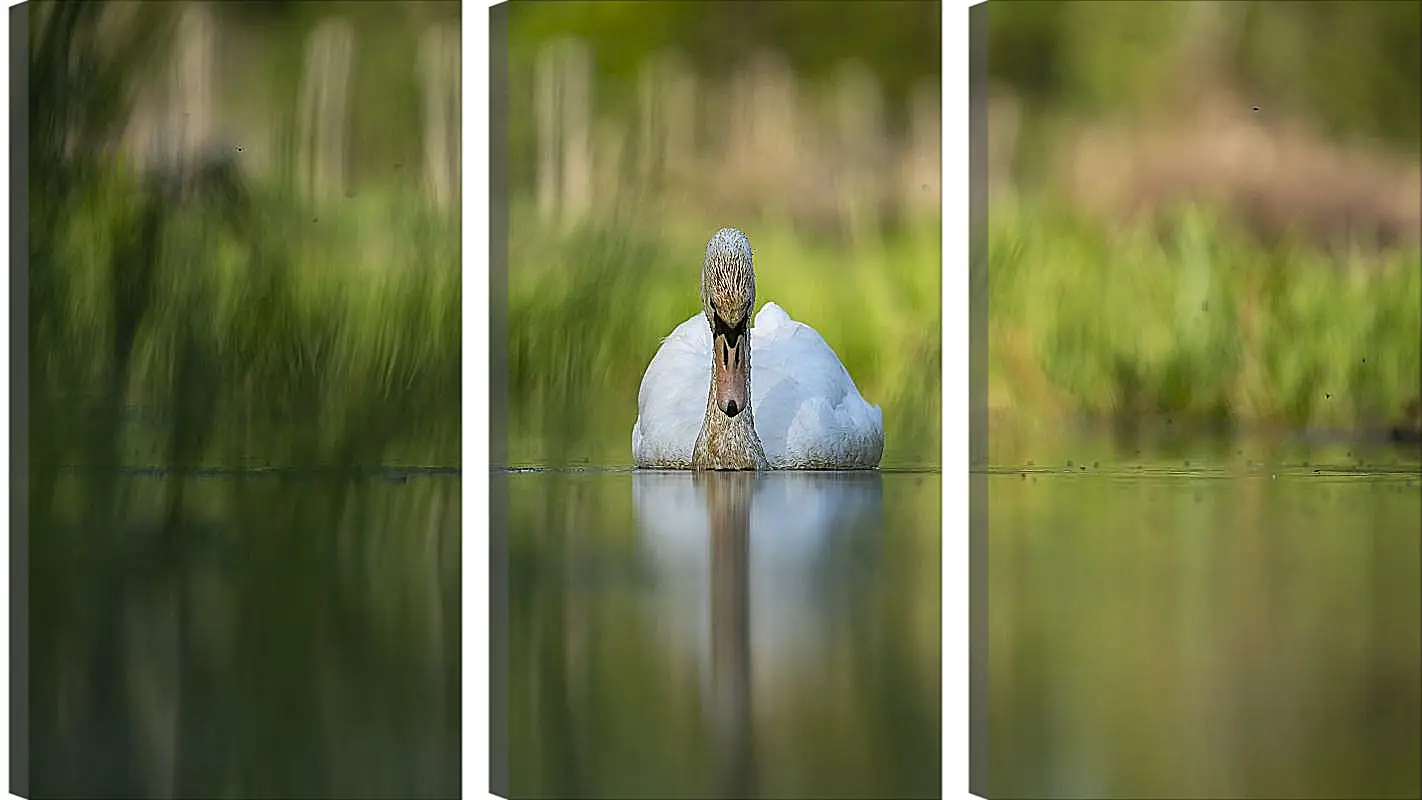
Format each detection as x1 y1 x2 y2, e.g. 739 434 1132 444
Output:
987 201 1422 431
29 3 461 479
507 207 943 469
31 164 461 472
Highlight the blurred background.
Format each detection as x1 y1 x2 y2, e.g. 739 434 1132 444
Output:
984 0 1420 446
26 2 459 796
31 0 460 472
984 4 1420 798
504 0 943 469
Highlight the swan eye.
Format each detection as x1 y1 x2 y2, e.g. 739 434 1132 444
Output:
714 312 745 351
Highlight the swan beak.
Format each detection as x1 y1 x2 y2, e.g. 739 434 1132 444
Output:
712 328 750 419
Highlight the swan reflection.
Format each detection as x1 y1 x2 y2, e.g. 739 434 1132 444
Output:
632 470 885 794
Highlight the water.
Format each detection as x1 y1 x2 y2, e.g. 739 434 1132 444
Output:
505 469 943 799
505 426 1419 800
984 428 1421 799
27 469 462 799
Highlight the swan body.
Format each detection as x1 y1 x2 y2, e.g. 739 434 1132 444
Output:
631 228 884 470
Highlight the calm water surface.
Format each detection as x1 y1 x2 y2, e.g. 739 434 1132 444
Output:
509 428 1419 799
29 470 462 798
506 469 943 799
986 429 1421 799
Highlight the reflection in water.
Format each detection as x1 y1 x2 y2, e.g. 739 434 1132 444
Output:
508 470 940 799
989 454 1421 799
703 474 755 798
633 471 885 695
636 471 884 797
30 473 461 799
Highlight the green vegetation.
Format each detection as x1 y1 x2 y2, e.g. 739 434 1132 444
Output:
985 1 1421 437
988 0 1421 152
32 165 460 470
986 202 1422 431
506 1 939 105
28 3 460 481
507 207 942 469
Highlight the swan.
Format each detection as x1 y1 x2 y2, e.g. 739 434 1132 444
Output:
631 227 885 470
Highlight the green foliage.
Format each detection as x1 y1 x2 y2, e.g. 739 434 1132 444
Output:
507 0 940 98
1233 0 1422 149
28 3 172 193
504 0 942 195
28 1 461 473
988 202 1422 429
989 1 1186 116
988 0 1422 151
33 169 461 469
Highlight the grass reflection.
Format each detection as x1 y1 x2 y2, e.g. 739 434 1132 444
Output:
30 474 461 798
989 470 1421 798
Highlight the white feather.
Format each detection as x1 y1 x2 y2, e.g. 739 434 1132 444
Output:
632 301 885 469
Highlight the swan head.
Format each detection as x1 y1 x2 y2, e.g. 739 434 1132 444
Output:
700 227 756 419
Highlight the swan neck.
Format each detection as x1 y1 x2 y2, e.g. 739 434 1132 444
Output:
693 334 768 470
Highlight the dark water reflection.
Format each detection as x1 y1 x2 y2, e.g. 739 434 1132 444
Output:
29 471 462 799
507 470 942 799
987 428 1422 799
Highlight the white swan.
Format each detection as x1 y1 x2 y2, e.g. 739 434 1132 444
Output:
631 227 885 470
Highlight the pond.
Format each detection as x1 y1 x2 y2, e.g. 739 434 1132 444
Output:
26 469 462 799
25 429 1417 799
503 468 943 799
984 427 1421 799
504 426 1419 799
